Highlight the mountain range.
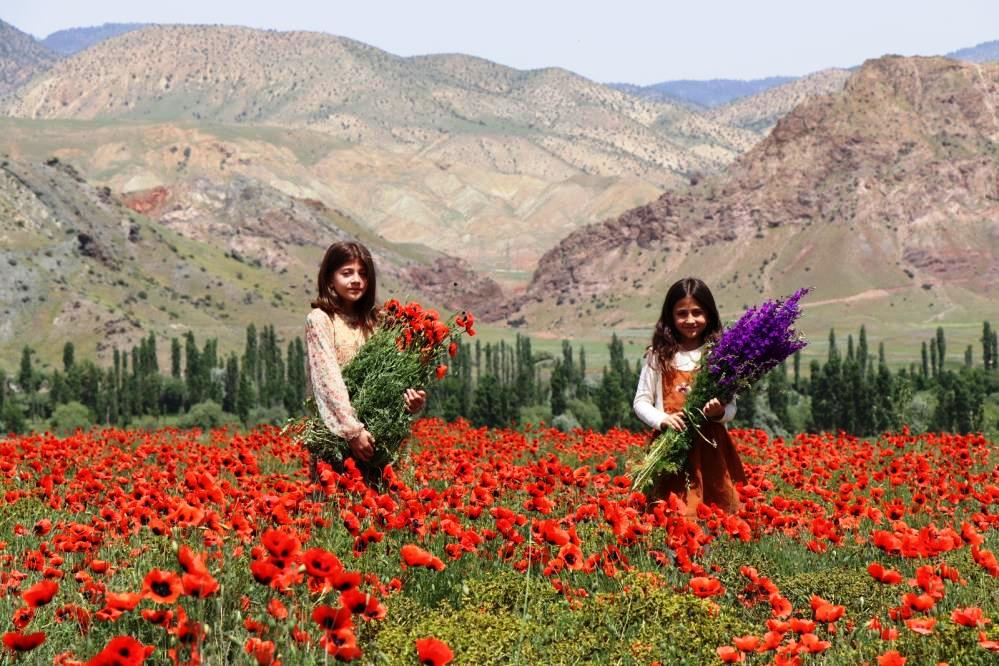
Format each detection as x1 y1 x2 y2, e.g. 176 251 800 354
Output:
40 22 147 55
512 56 999 354
0 17 997 365
1 24 766 276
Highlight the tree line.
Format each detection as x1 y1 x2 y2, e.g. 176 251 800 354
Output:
427 323 997 437
0 324 306 433
0 321 995 436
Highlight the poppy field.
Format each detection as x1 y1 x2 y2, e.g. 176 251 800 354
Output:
0 422 997 665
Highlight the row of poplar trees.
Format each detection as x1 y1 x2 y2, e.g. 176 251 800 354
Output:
2 321 995 435
0 324 307 428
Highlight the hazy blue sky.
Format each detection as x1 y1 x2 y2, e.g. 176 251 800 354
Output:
4 1 997 84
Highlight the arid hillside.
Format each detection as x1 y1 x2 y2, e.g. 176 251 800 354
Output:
705 69 852 133
512 57 999 349
0 154 503 366
0 19 59 95
0 25 767 274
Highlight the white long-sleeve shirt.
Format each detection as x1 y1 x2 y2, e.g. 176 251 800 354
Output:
633 346 736 430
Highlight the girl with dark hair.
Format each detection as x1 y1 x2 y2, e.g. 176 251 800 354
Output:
304 241 425 484
633 277 746 514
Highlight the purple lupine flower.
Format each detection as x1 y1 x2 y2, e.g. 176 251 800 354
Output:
707 288 810 400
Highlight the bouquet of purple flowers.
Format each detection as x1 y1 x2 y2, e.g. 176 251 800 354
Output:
631 288 811 491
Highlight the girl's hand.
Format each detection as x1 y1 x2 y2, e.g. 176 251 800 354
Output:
404 388 427 414
348 430 376 462
703 398 725 421
659 412 686 432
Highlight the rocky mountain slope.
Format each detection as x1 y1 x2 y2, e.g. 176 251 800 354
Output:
41 23 147 55
0 19 59 95
609 76 797 108
512 56 999 347
704 69 852 132
0 154 502 366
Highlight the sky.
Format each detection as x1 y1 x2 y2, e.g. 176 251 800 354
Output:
3 1 997 84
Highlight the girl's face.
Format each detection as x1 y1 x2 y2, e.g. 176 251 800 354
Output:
672 296 708 346
331 259 368 309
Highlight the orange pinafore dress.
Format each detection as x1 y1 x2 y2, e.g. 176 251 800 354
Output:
649 367 747 515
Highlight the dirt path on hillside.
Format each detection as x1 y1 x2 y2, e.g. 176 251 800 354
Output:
803 287 911 307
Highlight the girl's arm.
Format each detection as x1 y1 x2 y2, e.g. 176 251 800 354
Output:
720 397 737 423
704 396 738 423
305 310 365 441
633 355 668 429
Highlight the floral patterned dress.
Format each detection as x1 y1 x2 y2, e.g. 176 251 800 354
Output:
649 365 747 515
304 308 371 479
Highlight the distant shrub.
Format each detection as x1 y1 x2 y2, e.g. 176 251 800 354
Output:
50 401 92 434
566 398 602 430
1 400 26 434
518 404 552 427
129 415 162 431
551 411 581 433
178 401 239 430
246 405 288 428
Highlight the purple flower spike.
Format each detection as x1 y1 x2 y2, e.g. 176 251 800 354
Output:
707 288 811 400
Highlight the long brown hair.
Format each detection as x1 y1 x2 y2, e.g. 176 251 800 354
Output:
311 241 378 332
650 277 721 377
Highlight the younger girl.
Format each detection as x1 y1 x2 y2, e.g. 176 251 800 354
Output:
305 241 425 485
633 277 746 515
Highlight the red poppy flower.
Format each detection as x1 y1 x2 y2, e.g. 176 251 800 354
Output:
245 637 278 666
867 563 903 584
789 618 816 634
731 635 759 651
104 592 142 611
715 645 743 663
320 628 361 661
362 595 387 621
951 607 990 628
11 606 33 629
250 560 282 586
689 576 724 598
142 569 183 604
3 631 45 653
814 603 845 623
340 589 370 615
22 579 59 607
415 637 454 666
799 633 831 653
904 617 937 635
329 569 362 591
876 651 907 666
312 604 352 632
141 609 174 627
87 635 153 665
302 547 342 579
401 544 445 571
177 546 210 577
261 528 301 560
182 572 220 598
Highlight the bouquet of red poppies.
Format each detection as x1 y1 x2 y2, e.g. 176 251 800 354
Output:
296 300 475 472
